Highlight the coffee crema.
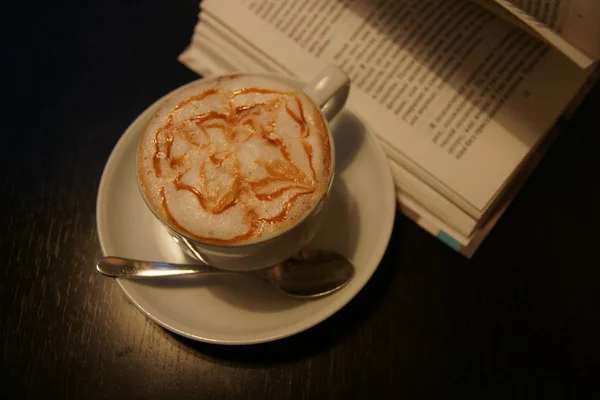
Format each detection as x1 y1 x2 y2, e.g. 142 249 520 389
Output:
137 75 332 245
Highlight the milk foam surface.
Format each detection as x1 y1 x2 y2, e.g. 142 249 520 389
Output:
138 75 332 244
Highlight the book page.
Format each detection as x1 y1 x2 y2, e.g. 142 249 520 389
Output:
389 156 479 236
550 0 600 60
472 0 562 38
180 16 481 235
480 0 600 67
476 0 570 30
203 0 589 214
505 0 571 28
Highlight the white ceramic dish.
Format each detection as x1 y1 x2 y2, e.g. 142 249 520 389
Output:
96 77 396 345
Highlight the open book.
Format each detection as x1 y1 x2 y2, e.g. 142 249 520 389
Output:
179 0 599 257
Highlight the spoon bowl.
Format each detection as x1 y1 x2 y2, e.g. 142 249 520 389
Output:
96 249 354 298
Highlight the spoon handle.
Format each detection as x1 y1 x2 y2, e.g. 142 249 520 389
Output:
96 256 224 278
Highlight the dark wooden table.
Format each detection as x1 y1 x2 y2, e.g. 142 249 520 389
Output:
3 1 599 398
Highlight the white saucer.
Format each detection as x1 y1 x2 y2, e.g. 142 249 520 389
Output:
96 79 396 345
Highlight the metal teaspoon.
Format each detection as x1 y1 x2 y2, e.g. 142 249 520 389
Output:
96 249 354 299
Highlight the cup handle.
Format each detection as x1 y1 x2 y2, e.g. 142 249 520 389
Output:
302 65 350 122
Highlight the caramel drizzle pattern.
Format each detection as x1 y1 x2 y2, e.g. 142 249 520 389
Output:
152 84 322 244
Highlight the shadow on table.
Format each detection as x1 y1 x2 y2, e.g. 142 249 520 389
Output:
163 215 402 366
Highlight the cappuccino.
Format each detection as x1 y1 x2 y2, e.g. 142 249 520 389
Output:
137 75 332 245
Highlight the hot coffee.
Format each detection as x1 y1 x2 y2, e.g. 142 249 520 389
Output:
137 74 333 245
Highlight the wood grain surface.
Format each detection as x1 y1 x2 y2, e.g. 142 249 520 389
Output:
2 1 599 398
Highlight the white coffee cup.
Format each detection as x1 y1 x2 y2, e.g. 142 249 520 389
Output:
138 65 350 271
